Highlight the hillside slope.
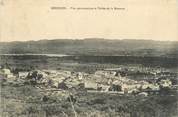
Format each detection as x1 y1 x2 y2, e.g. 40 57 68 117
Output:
0 39 177 57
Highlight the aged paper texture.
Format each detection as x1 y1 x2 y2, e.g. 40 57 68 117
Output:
0 0 178 117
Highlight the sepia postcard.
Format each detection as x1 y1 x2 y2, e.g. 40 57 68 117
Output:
0 0 178 117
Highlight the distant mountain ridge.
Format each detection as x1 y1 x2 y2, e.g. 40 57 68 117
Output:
0 39 178 57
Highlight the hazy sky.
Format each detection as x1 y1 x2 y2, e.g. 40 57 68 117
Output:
0 0 177 42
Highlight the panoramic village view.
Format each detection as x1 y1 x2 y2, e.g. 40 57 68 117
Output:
0 39 178 117
1 0 178 116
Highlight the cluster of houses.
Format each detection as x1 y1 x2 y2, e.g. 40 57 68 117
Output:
0 67 175 96
0 68 15 79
